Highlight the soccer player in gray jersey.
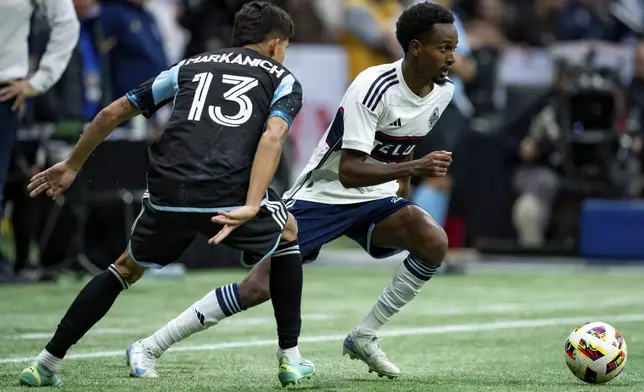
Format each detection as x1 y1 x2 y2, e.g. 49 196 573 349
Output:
20 2 314 388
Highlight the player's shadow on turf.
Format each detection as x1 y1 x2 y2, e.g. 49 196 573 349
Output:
344 374 413 385
270 384 325 391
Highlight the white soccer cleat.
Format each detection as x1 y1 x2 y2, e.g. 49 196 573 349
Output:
125 340 160 378
342 329 401 379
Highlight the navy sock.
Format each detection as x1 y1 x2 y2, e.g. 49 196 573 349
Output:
45 265 128 358
270 240 302 349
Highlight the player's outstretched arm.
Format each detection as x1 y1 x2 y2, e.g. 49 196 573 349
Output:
65 97 141 171
338 149 452 189
26 97 140 199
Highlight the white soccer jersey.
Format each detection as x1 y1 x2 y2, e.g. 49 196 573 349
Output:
283 59 454 204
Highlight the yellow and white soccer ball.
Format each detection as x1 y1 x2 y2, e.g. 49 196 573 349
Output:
564 321 627 384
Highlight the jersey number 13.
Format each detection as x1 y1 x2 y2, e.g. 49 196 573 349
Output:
187 72 259 127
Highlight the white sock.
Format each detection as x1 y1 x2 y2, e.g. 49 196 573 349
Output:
36 350 61 374
356 255 437 335
142 283 245 354
278 345 301 362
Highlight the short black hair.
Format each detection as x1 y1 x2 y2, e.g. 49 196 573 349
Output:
395 2 455 53
231 1 294 47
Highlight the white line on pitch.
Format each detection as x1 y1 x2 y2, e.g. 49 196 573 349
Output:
1 313 642 364
5 314 336 340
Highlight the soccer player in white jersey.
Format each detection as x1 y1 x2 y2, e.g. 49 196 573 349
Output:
127 1 456 380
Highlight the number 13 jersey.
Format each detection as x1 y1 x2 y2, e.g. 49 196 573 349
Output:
126 47 302 211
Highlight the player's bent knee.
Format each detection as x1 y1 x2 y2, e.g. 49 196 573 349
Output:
433 227 449 263
389 205 448 267
113 251 146 285
418 227 448 268
409 220 448 268
280 212 298 243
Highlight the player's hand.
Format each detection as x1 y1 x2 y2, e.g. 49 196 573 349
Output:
417 151 452 177
209 205 261 245
26 161 78 199
0 79 38 111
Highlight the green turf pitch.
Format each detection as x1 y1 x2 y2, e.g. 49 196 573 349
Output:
0 264 642 391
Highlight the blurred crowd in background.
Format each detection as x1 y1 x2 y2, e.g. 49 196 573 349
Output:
2 0 644 283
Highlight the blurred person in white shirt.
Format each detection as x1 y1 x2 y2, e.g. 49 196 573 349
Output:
0 0 79 275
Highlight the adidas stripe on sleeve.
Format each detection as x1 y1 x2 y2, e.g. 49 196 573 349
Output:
341 68 399 155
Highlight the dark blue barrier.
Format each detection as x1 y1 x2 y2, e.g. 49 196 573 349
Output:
580 199 644 260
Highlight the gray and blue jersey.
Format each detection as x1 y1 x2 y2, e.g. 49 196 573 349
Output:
125 47 302 210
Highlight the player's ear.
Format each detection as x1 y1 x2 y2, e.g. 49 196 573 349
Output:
266 38 279 58
410 39 421 58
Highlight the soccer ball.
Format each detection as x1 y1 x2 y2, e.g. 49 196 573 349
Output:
564 321 627 384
